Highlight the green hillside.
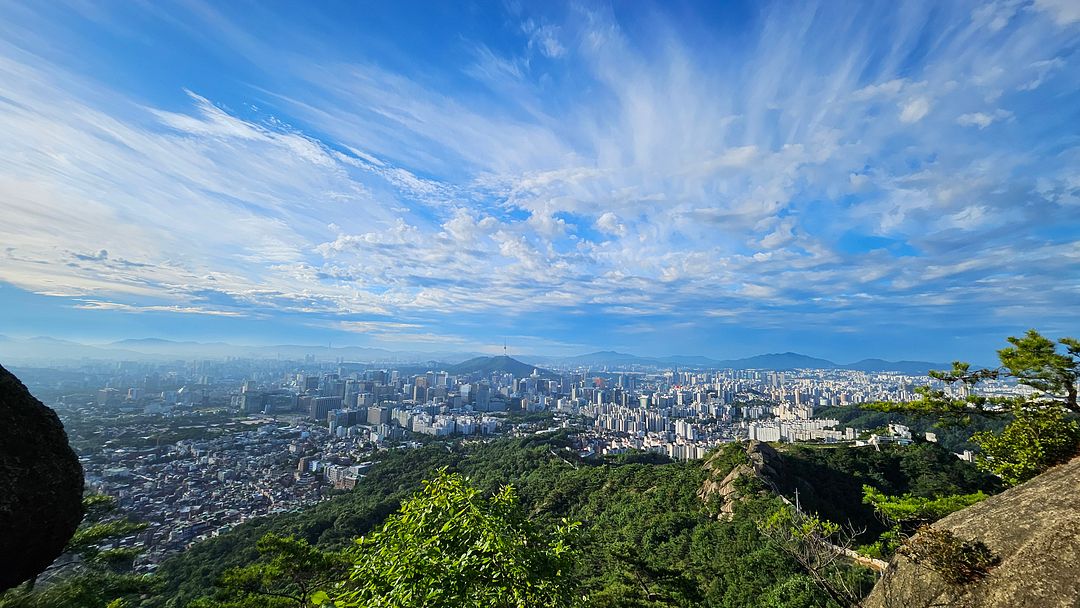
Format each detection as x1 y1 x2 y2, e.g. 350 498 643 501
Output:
147 435 999 608
446 355 555 378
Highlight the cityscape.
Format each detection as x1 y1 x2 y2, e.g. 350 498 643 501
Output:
12 350 1030 570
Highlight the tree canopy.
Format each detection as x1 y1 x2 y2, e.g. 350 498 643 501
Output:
327 469 582 608
0 494 155 608
868 329 1080 485
189 533 350 608
146 434 1004 608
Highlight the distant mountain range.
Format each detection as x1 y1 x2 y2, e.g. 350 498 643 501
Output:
0 336 484 365
532 350 952 375
0 336 955 374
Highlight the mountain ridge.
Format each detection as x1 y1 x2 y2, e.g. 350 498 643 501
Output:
0 336 959 373
535 350 952 373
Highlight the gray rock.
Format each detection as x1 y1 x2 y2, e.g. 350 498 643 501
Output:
0 364 84 591
699 441 782 517
865 454 1080 608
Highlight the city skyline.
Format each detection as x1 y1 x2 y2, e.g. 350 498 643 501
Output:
2 1 1079 361
36 348 970 568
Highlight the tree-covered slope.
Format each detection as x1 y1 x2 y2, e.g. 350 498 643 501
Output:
771 442 1001 539
151 434 1002 608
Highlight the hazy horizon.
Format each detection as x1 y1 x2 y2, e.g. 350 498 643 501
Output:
0 332 988 368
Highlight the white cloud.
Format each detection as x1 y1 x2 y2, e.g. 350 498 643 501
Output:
851 78 905 100
957 109 1013 129
1034 0 1080 26
899 97 931 123
971 0 1023 32
758 218 797 249
739 283 778 299
0 0 1077 342
1019 58 1065 91
944 205 990 230
523 20 566 58
527 211 568 238
595 212 627 237
74 301 247 316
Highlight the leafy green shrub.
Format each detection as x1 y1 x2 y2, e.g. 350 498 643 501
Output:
327 469 583 608
972 407 1080 486
867 330 1080 486
190 533 350 607
705 442 750 478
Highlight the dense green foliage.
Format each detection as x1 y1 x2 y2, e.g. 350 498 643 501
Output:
759 506 872 608
859 486 989 558
0 495 156 608
861 487 988 528
769 442 1000 540
158 437 795 607
997 331 1079 411
867 329 1080 485
330 470 581 607
970 406 1080 485
146 433 1002 608
188 534 350 608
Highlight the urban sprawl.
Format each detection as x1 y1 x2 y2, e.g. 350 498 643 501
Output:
14 357 1027 570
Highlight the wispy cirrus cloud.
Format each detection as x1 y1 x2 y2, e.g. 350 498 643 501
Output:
74 300 247 317
0 0 1077 359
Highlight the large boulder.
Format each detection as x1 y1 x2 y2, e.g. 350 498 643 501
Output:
865 454 1080 608
0 364 84 591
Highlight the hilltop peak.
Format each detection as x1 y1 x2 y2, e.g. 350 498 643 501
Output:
446 355 553 378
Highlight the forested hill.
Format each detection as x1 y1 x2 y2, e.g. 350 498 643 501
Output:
445 355 554 378
155 435 999 608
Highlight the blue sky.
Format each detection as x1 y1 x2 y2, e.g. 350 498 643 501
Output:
0 0 1078 361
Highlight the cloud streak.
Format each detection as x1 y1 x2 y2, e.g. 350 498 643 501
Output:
0 0 1077 359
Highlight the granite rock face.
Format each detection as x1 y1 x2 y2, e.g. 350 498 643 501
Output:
0 364 84 591
699 441 782 517
865 454 1080 608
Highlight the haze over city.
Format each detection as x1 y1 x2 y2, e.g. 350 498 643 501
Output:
2 1 1079 360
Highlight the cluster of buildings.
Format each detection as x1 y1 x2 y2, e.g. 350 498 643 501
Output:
31 355 1032 568
746 418 857 443
236 367 555 418
80 420 368 568
565 368 1008 459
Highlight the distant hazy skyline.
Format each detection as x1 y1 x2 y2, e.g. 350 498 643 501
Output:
1 1 1078 361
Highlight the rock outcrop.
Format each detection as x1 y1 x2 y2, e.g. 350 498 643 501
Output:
865 454 1080 608
0 364 84 591
699 441 783 517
